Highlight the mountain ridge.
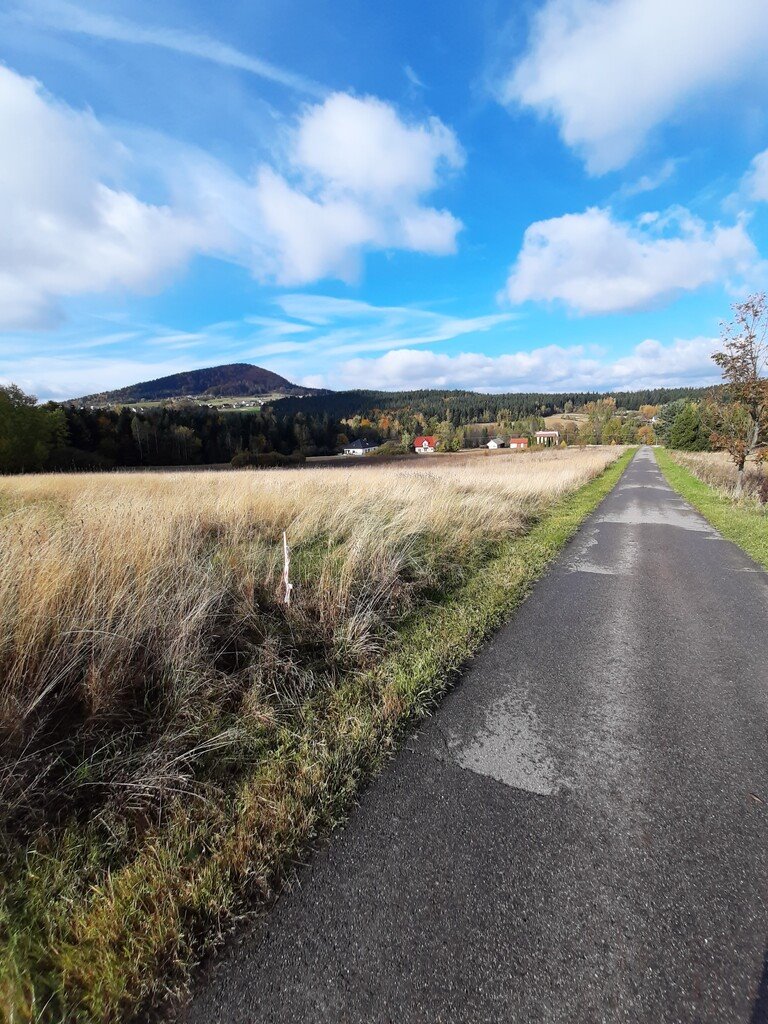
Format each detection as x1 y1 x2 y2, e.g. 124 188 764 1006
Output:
72 363 326 404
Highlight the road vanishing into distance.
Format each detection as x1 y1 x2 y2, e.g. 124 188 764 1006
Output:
185 449 768 1024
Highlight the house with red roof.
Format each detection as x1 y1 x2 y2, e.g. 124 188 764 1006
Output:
414 435 437 454
508 437 529 449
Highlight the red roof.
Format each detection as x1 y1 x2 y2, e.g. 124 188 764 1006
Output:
508 438 528 444
414 435 437 447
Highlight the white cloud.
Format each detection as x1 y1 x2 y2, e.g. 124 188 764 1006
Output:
294 92 462 200
504 206 756 315
258 93 464 283
15 0 324 96
0 67 464 327
253 167 382 284
0 66 211 328
607 337 718 385
502 0 768 173
276 294 392 325
338 335 720 392
742 148 768 203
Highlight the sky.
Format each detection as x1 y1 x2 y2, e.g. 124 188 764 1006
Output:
2 0 768 399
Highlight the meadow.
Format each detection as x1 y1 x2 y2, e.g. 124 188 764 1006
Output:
0 447 625 1021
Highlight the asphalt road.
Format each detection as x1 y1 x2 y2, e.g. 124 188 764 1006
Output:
184 448 768 1024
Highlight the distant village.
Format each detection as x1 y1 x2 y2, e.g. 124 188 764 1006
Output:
333 397 665 458
343 430 564 456
75 396 280 413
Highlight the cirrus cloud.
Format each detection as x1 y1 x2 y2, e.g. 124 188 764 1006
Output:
0 295 513 399
14 0 325 97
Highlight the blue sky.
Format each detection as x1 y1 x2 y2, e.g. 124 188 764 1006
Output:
2 0 768 399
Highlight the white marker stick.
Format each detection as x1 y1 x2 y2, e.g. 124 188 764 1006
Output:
282 530 293 605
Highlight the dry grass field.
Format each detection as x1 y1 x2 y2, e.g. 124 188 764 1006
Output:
665 450 767 503
0 447 624 1021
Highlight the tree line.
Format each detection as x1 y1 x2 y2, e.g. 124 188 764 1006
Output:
0 396 341 473
271 385 710 429
0 386 740 474
1 385 675 473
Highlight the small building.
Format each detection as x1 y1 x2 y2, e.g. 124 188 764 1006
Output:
535 430 560 446
343 437 380 456
487 436 507 449
414 435 437 454
508 437 529 450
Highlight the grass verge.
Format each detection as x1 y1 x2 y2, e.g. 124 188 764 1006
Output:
2 449 634 1023
655 448 768 569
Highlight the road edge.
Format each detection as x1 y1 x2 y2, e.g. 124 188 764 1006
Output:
654 448 768 570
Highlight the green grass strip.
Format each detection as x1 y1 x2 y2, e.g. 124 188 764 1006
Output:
655 448 768 570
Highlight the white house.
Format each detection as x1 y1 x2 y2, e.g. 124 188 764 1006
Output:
535 430 560 446
414 435 437 454
487 436 507 449
343 438 380 456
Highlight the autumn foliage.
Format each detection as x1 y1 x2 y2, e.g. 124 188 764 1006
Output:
711 293 768 494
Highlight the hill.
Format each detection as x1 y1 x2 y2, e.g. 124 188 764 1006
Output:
74 363 325 405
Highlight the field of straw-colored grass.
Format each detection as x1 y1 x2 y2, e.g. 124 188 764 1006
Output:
666 450 766 502
0 446 621 1021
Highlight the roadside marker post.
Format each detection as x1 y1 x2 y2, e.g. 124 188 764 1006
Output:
282 530 293 605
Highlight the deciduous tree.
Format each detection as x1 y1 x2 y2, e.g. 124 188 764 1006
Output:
711 293 768 495
0 384 66 472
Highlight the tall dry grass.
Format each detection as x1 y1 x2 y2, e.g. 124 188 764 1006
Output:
1 448 618 829
667 450 767 503
0 447 620 1019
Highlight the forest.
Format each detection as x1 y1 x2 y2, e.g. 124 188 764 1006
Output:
0 381 717 474
0 386 339 472
270 385 712 427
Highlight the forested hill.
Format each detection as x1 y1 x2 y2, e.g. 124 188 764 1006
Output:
269 386 713 424
74 363 325 404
